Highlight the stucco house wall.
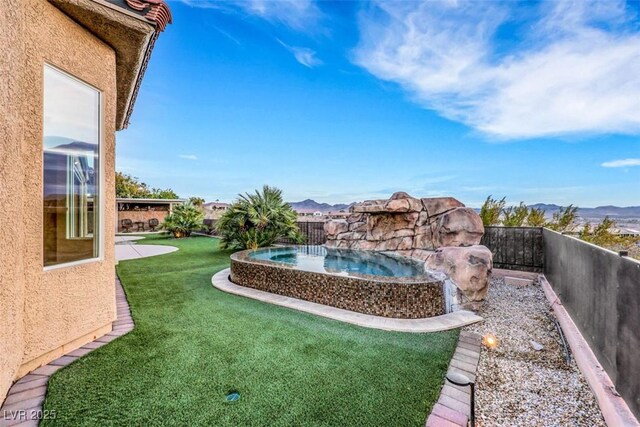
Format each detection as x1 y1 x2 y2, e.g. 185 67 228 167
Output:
0 0 117 402
0 0 27 407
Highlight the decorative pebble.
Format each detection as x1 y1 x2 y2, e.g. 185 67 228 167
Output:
463 278 605 426
530 340 544 351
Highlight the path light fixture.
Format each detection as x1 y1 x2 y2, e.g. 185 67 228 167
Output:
446 371 475 427
482 333 498 349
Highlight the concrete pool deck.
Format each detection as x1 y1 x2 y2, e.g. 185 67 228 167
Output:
212 268 483 333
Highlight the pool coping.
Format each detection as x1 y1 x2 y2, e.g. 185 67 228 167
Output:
212 268 483 333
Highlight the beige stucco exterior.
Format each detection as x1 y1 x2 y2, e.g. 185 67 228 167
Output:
0 0 118 403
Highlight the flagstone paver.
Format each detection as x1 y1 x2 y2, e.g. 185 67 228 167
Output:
0 277 133 427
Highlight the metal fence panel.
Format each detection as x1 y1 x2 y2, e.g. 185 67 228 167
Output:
277 221 327 245
481 226 544 271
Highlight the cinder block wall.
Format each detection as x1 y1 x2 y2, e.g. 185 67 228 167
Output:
544 229 640 419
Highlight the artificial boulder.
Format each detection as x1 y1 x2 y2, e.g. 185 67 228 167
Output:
323 192 493 305
425 245 493 301
421 197 464 217
324 220 348 238
366 212 419 241
434 207 484 247
325 193 484 251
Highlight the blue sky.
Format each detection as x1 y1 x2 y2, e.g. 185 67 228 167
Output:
116 0 640 207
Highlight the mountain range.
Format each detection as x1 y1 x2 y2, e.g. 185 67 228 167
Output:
528 204 640 219
289 199 640 219
288 199 353 213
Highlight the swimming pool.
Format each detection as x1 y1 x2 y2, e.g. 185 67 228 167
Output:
247 246 425 278
230 246 445 319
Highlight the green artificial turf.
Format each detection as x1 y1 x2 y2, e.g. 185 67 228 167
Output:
42 235 458 426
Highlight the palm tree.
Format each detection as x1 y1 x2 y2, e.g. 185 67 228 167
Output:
161 202 204 238
216 185 303 250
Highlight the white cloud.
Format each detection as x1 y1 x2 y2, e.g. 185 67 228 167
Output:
354 0 640 139
179 154 198 160
179 0 321 30
290 46 322 68
601 158 640 167
277 39 322 68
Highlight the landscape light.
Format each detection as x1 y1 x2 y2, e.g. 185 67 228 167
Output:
446 371 475 427
482 333 498 349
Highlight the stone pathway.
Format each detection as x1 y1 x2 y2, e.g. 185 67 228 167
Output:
114 235 178 261
425 330 482 427
0 278 133 427
115 235 145 244
212 269 482 332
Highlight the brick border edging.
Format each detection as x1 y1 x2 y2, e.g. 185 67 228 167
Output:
425 330 482 427
0 277 134 427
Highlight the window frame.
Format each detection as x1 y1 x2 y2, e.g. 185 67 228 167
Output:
42 63 105 272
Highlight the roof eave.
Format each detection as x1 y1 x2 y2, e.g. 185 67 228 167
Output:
48 0 172 130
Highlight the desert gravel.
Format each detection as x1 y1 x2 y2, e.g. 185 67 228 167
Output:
464 277 606 426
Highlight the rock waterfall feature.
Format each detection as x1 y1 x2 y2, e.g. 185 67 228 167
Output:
324 192 493 304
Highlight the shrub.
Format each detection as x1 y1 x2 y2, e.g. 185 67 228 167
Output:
161 202 204 238
216 185 303 250
526 207 546 226
546 205 578 233
479 196 505 226
502 202 529 227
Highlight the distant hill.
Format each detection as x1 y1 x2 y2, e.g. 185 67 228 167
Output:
289 198 640 218
289 199 353 213
529 204 640 219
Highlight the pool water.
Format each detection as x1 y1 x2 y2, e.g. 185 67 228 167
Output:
247 246 425 278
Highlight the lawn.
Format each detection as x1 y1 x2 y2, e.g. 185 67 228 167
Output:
42 235 458 426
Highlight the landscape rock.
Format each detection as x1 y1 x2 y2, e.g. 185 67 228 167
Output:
384 192 423 212
350 240 378 251
425 245 493 301
416 211 430 227
366 212 419 241
421 197 465 217
375 236 413 251
412 225 435 249
336 231 366 241
346 213 363 223
325 192 490 303
434 207 484 247
350 199 387 213
393 250 414 258
336 240 352 249
324 239 338 248
411 249 435 262
530 340 544 351
348 221 367 232
391 228 415 238
324 220 348 237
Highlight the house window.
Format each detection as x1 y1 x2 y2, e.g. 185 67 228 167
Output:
43 65 101 268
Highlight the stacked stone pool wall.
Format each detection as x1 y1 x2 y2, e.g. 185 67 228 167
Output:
230 251 445 319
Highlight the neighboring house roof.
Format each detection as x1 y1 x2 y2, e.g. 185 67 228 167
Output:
48 0 172 130
203 202 230 209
